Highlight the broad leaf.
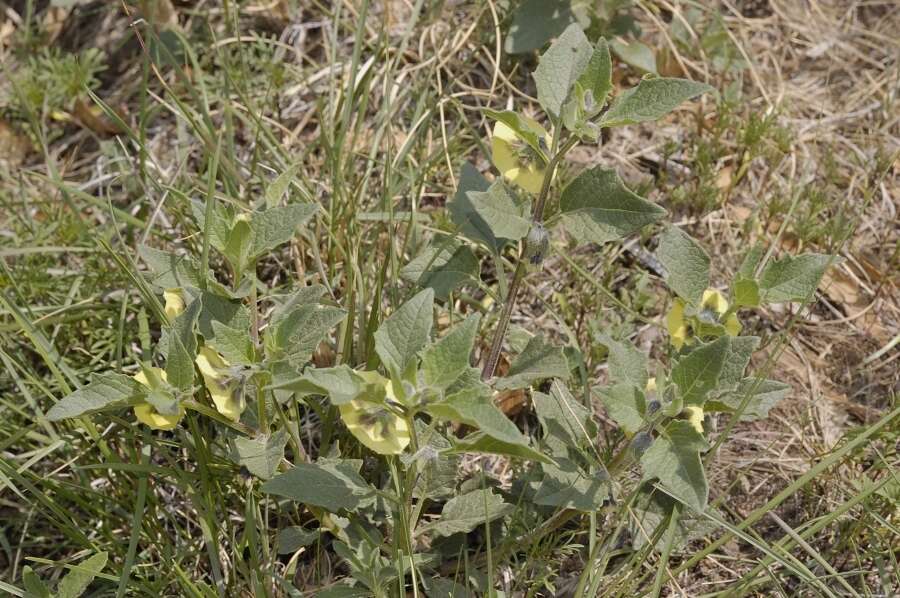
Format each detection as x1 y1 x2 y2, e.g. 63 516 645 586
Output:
449 431 551 464
628 486 719 550
269 304 346 365
640 420 709 512
248 203 319 259
270 365 364 405
759 253 836 303
47 372 146 420
261 460 374 511
714 336 759 394
400 239 480 301
421 313 481 389
532 457 608 511
599 76 713 128
533 23 594 118
165 297 201 390
197 291 250 340
419 488 512 537
448 163 501 251
22 566 51 598
562 38 614 136
733 277 760 307
671 336 730 406
656 226 710 305
402 422 458 500
210 321 255 365
223 217 253 275
558 167 666 245
276 526 319 554
56 551 108 598
374 288 434 377
597 334 649 389
235 429 288 480
466 180 531 241
494 334 569 390
504 0 576 54
711 378 791 420
191 199 233 252
610 39 657 73
264 163 303 209
598 382 645 435
533 381 596 455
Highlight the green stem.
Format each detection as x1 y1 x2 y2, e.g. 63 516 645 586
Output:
480 131 576 380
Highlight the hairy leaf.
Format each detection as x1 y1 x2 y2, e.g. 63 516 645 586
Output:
599 77 713 128
47 373 146 421
374 288 434 377
656 226 710 305
640 420 709 512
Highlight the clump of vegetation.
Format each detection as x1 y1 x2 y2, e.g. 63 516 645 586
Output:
2 1 897 596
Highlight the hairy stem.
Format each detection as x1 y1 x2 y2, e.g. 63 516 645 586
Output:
480 130 576 380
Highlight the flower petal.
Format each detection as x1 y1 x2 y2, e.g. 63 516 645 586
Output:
134 402 184 430
196 346 246 422
701 289 729 315
339 399 410 455
666 299 688 350
682 405 704 434
163 289 185 319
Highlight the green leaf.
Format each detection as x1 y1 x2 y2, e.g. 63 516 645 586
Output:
421 313 481 390
165 297 201 390
197 291 250 340
276 526 319 554
223 217 253 276
269 304 346 365
557 167 666 245
269 365 364 405
400 239 480 301
248 203 319 259
494 335 569 390
374 288 434 377
466 180 531 242
640 420 709 512
599 382 645 435
656 226 710 305
733 277 760 307
533 23 594 119
628 487 719 550
210 321 255 365
448 163 501 251
597 334 648 389
191 199 233 252
402 421 459 500
235 429 287 480
56 551 108 598
22 566 51 598
610 39 657 73
599 76 713 128
419 488 513 538
504 0 576 54
270 285 329 323
139 246 248 298
449 431 551 464
562 38 614 136
737 243 765 279
261 460 375 512
47 372 146 421
671 336 730 406
264 162 303 209
426 389 525 447
759 253 837 303
533 381 596 455
712 378 791 420
714 336 759 394
532 457 608 511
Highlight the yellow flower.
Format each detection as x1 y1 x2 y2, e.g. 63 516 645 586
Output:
338 371 410 455
163 288 185 319
195 346 246 422
645 377 657 393
682 405 704 434
133 368 185 430
701 289 741 337
491 117 550 194
666 299 689 350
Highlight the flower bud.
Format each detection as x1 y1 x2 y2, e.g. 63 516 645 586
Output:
524 223 550 265
631 431 652 456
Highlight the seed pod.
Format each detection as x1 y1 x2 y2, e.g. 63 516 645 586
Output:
647 399 661 415
524 223 550 265
631 431 652 456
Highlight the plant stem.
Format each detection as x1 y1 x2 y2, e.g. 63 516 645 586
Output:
480 130 576 380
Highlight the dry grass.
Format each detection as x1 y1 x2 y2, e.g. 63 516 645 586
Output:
0 0 897 595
